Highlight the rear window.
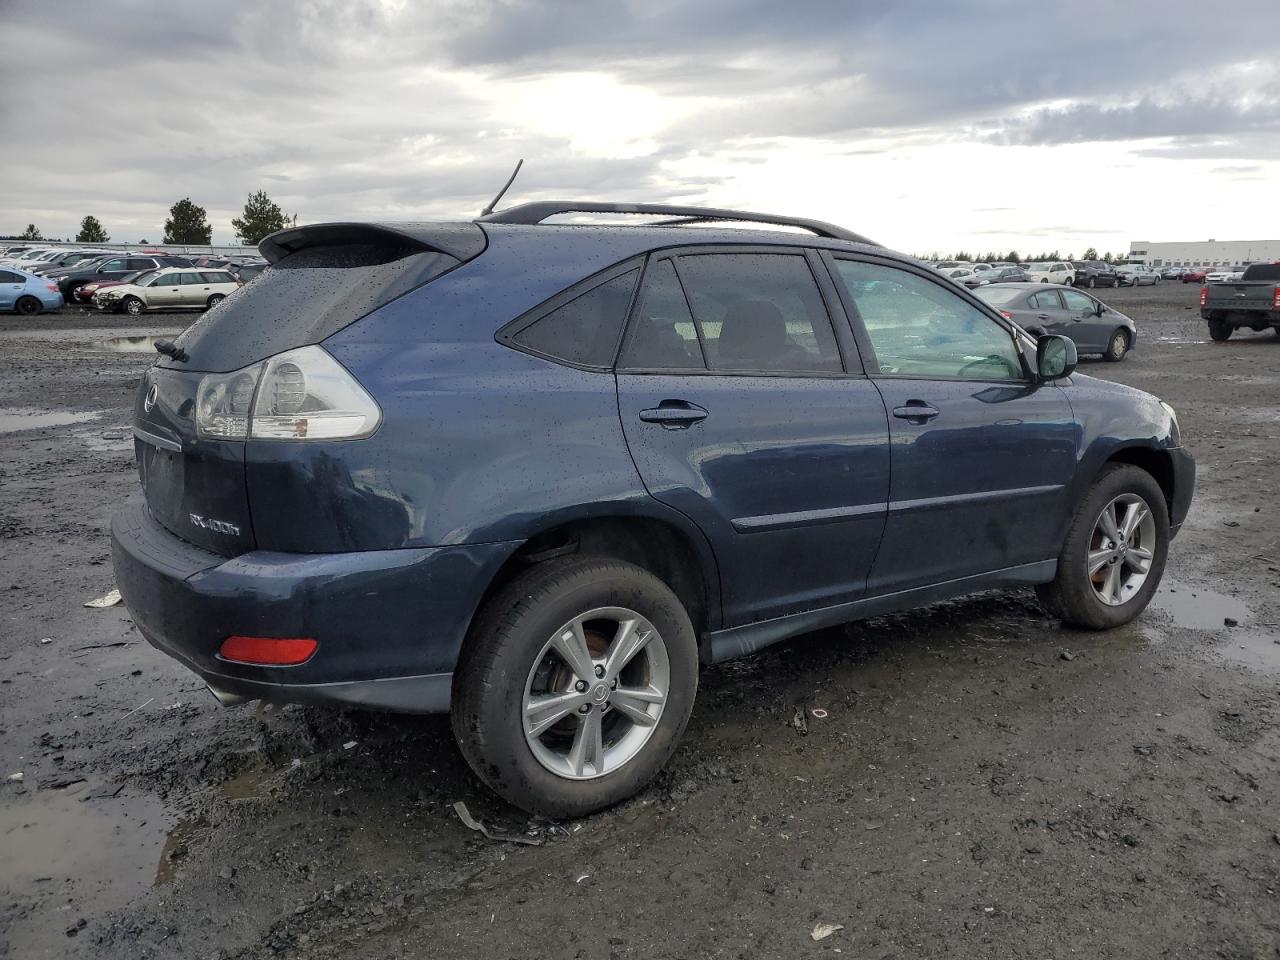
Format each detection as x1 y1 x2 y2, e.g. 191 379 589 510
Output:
171 241 463 372
974 286 1023 305
1242 263 1280 282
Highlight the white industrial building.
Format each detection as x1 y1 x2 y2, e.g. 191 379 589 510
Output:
1128 238 1280 269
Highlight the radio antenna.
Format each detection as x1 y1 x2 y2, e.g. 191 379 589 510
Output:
480 159 524 216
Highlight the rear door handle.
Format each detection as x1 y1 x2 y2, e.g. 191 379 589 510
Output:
892 401 940 422
639 401 708 429
1035 313 1051 320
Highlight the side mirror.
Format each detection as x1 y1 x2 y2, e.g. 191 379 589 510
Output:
1096 303 1106 315
1036 334 1077 380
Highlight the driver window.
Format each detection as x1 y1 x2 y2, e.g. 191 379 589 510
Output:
832 259 1023 380
1060 289 1096 317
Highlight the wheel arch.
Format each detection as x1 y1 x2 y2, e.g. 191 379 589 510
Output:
1101 445 1176 519
461 506 724 664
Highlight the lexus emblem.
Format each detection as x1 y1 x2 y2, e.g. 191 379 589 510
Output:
143 383 158 413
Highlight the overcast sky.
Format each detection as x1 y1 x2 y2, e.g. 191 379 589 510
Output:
2 0 1278 255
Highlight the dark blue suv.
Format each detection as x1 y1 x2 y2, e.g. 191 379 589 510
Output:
111 202 1194 816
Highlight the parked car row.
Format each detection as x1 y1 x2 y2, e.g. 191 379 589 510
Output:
930 259 1166 289
0 244 269 314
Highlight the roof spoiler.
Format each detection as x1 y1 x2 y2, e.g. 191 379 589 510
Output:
259 222 487 265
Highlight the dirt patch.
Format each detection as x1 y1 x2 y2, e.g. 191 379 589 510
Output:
1 289 1278 959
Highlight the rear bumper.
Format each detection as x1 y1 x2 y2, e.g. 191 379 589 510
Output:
1200 308 1280 326
110 501 517 714
1168 446 1195 537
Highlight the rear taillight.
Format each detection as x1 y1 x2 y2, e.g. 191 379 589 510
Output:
195 344 381 442
220 636 317 665
1000 310 1014 320
1200 286 1208 306
1273 285 1280 310
45 283 58 292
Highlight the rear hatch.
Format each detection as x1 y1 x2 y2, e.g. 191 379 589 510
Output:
133 222 486 556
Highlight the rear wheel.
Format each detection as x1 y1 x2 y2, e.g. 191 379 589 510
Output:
122 296 144 316
451 555 698 817
1037 464 1169 629
1104 329 1129 362
206 294 225 309
1207 318 1231 342
15 296 42 316
1088 277 1097 288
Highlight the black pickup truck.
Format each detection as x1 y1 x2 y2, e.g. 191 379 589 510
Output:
1201 262 1280 341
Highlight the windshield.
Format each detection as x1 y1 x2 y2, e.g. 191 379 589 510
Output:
974 286 1023 305
124 270 155 284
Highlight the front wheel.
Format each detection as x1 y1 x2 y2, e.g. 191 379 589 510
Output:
1207 318 1231 342
122 296 144 316
1036 464 1169 629
1104 329 1129 362
451 555 698 818
1088 277 1097 288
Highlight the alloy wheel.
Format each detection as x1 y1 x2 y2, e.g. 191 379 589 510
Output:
1087 493 1156 606
522 607 670 780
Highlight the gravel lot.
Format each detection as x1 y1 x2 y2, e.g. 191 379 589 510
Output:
1 284 1277 959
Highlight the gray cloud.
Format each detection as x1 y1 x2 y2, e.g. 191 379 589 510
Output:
2 0 1279 242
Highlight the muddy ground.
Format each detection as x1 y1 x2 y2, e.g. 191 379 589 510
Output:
1 283 1277 959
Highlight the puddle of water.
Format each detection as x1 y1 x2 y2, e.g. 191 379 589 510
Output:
0 787 172 951
0 408 100 434
1147 580 1280 673
99 334 167 354
1217 629 1280 674
154 817 207 885
1148 581 1250 631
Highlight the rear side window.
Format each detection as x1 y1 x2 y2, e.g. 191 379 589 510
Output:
1028 291 1061 310
509 269 639 368
674 253 842 374
201 271 233 283
1243 263 1280 281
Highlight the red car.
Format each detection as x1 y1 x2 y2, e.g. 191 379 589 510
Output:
75 269 152 303
1181 268 1208 283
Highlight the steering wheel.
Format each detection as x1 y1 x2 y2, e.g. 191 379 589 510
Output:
958 354 1022 378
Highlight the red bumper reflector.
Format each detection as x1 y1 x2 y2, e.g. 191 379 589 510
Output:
219 636 317 665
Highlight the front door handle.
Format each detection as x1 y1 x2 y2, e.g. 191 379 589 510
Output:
892 401 940 423
639 400 708 429
1036 312 1051 320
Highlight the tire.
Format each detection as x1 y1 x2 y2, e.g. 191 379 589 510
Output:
206 294 225 309
1036 464 1169 630
1207 318 1231 342
451 555 698 818
70 283 88 302
15 296 42 316
1088 277 1097 288
122 296 144 316
1040 278 1049 283
1104 329 1129 362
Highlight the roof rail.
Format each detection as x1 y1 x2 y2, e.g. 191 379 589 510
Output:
478 201 878 246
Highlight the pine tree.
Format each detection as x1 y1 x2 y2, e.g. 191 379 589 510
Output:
231 190 290 245
163 198 213 244
76 215 109 243
1082 246 1099 260
1005 250 1021 263
19 224 43 240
